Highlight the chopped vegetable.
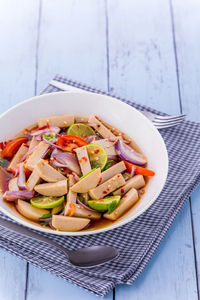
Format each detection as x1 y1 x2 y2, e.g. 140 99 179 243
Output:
0 158 10 168
79 168 97 180
30 196 65 209
43 133 62 149
30 126 60 137
115 139 146 166
2 137 28 159
9 163 31 176
51 149 80 174
56 135 88 152
86 144 108 170
17 163 27 190
68 203 76 217
40 213 52 220
76 198 96 212
102 160 113 171
3 190 35 201
88 196 121 213
43 133 56 142
91 161 101 169
123 160 155 176
67 123 95 138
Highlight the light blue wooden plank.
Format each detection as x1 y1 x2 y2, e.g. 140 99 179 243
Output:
171 0 200 122
27 1 113 299
36 0 108 93
190 186 200 288
0 249 27 300
171 0 200 293
27 265 112 300
107 0 198 299
108 0 180 114
0 0 39 113
0 1 40 300
116 202 198 300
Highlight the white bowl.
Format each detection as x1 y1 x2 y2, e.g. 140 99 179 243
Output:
0 92 168 236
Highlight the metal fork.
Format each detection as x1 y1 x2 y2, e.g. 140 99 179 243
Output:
49 79 186 129
142 111 185 129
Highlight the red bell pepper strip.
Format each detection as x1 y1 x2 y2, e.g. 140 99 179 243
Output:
56 135 88 151
68 203 76 217
2 137 28 159
123 160 155 176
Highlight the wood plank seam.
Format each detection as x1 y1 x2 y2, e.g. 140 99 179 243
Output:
169 0 200 298
24 1 42 299
105 1 115 298
35 0 42 95
169 0 183 114
24 263 30 300
189 199 200 300
105 0 110 92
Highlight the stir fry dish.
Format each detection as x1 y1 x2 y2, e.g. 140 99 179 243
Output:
0 115 155 232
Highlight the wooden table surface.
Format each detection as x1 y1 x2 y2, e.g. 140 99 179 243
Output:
0 0 200 299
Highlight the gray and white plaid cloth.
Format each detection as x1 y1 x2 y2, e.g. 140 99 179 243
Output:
0 74 200 296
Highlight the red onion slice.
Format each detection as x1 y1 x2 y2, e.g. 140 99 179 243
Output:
17 164 27 190
51 150 80 174
107 155 118 161
51 161 68 168
39 217 52 222
35 135 42 141
76 198 96 212
115 139 146 166
85 135 96 143
49 222 56 230
43 136 62 149
72 172 79 182
3 190 35 201
30 126 60 137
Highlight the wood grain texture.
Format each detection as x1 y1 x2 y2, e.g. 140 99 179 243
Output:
0 0 199 299
26 265 112 300
190 186 200 294
0 1 39 300
0 0 39 113
107 0 198 299
171 0 200 122
26 1 113 299
107 0 179 114
36 0 108 93
116 202 198 300
171 0 200 296
0 249 27 300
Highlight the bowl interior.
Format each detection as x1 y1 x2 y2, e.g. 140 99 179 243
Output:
0 92 168 235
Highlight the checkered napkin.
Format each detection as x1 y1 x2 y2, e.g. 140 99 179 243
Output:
1 74 200 297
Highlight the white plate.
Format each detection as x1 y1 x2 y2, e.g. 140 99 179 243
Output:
0 92 168 236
